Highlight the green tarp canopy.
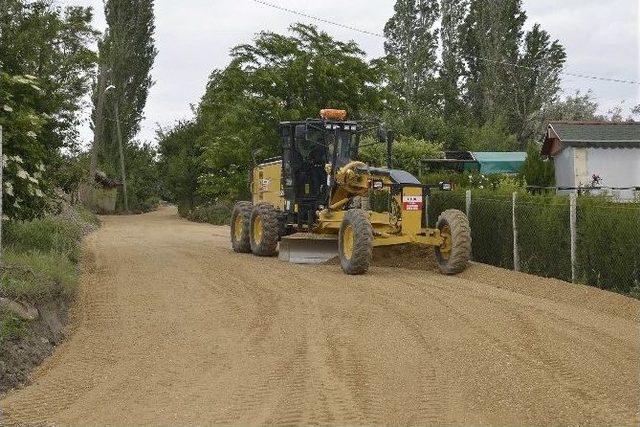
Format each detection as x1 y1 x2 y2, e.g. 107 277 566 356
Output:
471 152 526 174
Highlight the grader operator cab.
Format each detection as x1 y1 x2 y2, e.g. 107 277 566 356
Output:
230 109 471 275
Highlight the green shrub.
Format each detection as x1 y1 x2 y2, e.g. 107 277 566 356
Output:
427 191 466 227
428 189 640 295
187 202 233 226
74 204 101 227
359 135 443 178
516 194 571 281
0 205 96 304
3 216 84 262
520 142 555 187
0 249 78 301
576 198 640 293
470 194 514 268
421 171 525 192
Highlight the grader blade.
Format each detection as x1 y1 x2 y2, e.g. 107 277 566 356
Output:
278 233 338 264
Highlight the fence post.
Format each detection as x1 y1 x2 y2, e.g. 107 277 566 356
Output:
465 189 471 219
569 192 577 283
512 191 520 271
465 189 472 260
0 125 3 264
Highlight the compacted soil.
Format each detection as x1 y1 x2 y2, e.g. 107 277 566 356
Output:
1 206 638 425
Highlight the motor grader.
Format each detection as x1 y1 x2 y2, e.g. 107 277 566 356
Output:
230 109 471 275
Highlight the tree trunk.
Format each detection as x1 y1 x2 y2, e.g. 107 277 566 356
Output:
114 102 129 213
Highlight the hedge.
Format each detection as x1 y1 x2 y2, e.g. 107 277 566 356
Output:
428 190 640 295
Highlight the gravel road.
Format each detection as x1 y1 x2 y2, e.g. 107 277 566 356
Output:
1 206 638 425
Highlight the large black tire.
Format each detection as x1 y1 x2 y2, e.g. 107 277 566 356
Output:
434 209 471 274
250 203 280 256
338 209 373 275
231 201 252 253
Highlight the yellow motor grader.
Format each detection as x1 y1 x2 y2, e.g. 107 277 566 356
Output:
230 109 471 275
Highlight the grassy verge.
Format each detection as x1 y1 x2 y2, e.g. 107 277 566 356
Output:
0 205 99 344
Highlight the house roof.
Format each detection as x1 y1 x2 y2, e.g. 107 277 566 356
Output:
542 121 640 155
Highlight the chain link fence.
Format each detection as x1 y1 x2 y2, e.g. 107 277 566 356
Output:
428 190 640 295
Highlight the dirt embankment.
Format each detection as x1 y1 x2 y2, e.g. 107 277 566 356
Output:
0 297 70 394
1 206 638 426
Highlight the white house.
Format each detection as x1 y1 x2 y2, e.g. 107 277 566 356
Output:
541 122 640 200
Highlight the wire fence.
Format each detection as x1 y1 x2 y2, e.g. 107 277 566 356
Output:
428 190 640 295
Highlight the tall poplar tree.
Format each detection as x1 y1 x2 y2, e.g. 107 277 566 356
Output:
91 0 157 209
460 0 565 145
510 24 565 143
384 0 440 111
439 0 468 119
461 0 526 124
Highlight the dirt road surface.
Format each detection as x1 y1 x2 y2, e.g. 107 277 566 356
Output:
1 206 638 425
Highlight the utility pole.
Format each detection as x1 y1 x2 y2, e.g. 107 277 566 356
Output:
113 101 129 213
90 64 108 185
0 125 3 263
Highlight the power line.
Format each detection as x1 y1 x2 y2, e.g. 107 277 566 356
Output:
251 0 385 38
250 0 640 86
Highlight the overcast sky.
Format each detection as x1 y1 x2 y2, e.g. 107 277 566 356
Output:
62 0 640 145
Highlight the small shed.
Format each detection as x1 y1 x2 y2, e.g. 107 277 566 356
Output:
542 121 640 199
422 151 526 174
78 171 122 214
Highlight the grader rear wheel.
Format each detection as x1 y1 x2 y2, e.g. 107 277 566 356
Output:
435 209 471 274
338 209 373 275
230 201 253 253
250 203 280 256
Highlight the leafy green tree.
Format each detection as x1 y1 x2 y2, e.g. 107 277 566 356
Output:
157 120 203 212
462 0 526 124
0 0 97 150
92 0 157 210
384 0 440 110
520 142 554 187
542 90 598 129
0 73 50 219
122 142 160 213
0 1 97 219
440 0 469 119
508 24 565 143
195 24 387 202
461 0 565 146
359 135 443 177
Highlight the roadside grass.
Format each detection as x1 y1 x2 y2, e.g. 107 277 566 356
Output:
3 216 86 262
1 249 78 301
0 205 98 304
75 204 101 227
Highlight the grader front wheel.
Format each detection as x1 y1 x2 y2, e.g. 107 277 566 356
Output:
435 209 471 274
338 209 373 275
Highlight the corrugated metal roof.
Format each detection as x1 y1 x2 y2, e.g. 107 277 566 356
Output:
549 122 640 143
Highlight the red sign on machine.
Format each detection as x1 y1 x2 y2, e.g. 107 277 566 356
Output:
402 195 423 211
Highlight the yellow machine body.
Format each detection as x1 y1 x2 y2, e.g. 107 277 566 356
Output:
251 160 285 210
251 160 444 248
233 110 469 274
